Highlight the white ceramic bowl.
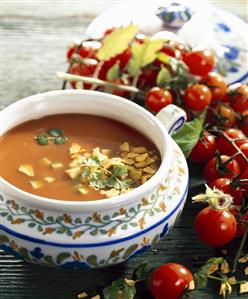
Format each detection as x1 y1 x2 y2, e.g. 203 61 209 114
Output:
0 90 189 269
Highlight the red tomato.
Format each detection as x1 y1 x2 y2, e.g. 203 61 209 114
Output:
145 87 173 112
240 110 248 135
150 263 193 299
210 178 243 206
189 131 217 163
67 46 75 61
99 47 131 80
236 143 248 171
103 27 115 36
183 84 212 111
216 104 237 128
217 128 247 156
111 78 130 98
230 207 248 238
202 72 227 101
135 33 146 44
137 67 158 89
169 40 188 60
66 41 101 61
68 60 98 89
184 49 215 77
240 167 248 197
195 206 237 246
203 155 241 184
226 84 248 112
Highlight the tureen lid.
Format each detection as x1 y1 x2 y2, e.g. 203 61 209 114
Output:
86 0 248 84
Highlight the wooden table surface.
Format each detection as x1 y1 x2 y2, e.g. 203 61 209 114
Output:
1 1 247 299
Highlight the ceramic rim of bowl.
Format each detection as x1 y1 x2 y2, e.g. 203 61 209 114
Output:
0 90 176 211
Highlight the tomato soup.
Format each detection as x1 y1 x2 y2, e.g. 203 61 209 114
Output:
0 114 160 201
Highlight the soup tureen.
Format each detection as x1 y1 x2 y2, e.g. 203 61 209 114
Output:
0 90 188 269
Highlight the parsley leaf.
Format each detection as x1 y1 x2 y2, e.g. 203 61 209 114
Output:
103 278 136 299
54 136 68 144
35 134 48 145
113 165 128 177
47 128 64 137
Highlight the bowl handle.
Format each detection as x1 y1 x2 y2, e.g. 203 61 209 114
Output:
156 104 186 135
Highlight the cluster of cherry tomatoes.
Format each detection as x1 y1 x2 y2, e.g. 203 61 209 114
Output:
66 28 247 299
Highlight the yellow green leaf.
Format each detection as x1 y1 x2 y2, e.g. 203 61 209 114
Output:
96 25 138 61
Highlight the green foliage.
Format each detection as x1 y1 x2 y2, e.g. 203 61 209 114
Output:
96 25 138 61
127 38 163 76
54 136 68 144
35 134 48 145
156 66 171 86
106 62 120 81
47 128 64 137
194 257 224 288
172 113 205 158
103 278 136 299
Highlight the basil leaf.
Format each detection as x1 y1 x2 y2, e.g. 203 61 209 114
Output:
47 128 63 137
172 113 205 158
35 134 48 145
96 25 138 61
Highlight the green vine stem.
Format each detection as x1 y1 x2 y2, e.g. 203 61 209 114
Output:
57 71 141 94
232 220 248 273
209 129 248 164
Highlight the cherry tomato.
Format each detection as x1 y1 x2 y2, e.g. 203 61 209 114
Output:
145 87 173 112
235 143 248 172
135 33 146 44
68 60 98 89
150 263 193 299
202 72 227 101
137 67 158 89
67 45 75 61
203 155 241 184
215 104 237 128
225 84 248 112
195 206 237 246
103 27 115 36
99 47 131 80
169 40 188 60
111 78 130 98
240 110 248 135
240 167 248 197
183 84 212 111
210 178 243 206
189 131 217 163
66 41 101 61
184 49 215 77
230 207 248 238
217 128 247 156
160 45 176 57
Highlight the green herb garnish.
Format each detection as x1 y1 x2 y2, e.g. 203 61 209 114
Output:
54 136 68 144
35 128 67 145
47 128 64 137
35 134 48 145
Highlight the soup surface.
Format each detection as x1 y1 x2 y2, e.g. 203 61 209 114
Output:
0 114 160 201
